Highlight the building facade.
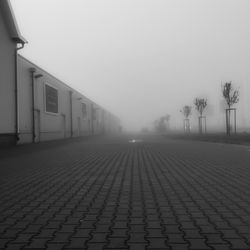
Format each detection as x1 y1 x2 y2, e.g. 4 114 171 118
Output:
0 0 120 146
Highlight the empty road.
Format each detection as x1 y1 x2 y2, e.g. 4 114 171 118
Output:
1 135 250 250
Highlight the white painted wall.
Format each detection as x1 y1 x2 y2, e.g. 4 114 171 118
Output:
0 2 120 145
17 55 120 144
0 10 16 134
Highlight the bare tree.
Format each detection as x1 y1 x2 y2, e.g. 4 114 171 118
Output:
154 114 171 134
222 82 239 108
180 106 192 132
164 114 171 131
155 114 170 134
194 98 207 134
222 82 239 135
181 106 192 118
154 118 162 134
159 116 166 133
194 98 207 116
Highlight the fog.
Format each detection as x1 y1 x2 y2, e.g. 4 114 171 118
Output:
11 0 250 132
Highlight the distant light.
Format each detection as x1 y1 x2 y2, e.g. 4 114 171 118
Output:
129 139 143 143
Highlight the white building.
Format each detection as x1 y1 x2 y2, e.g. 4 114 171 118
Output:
0 0 120 146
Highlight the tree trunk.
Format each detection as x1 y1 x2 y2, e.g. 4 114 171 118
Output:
198 117 202 134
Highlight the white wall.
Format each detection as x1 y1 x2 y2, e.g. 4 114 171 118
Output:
0 10 16 134
17 55 120 144
0 4 120 145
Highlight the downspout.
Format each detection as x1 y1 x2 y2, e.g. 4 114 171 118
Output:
30 70 43 143
69 91 73 137
14 43 24 144
30 68 36 143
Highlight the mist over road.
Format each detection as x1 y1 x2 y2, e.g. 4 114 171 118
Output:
1 135 250 249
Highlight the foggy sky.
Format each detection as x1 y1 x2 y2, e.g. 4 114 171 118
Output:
11 0 250 131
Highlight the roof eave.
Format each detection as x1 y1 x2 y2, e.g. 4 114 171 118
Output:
0 0 28 44
12 36 28 45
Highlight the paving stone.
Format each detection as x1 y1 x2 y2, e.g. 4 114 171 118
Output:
113 221 127 228
22 224 42 234
208 245 231 250
184 229 203 238
226 239 250 249
180 221 197 229
64 237 89 248
5 244 26 250
187 238 212 249
1 229 21 239
146 238 168 248
87 243 107 250
46 243 67 250
130 225 145 232
106 237 127 248
59 225 76 232
50 232 71 243
169 244 189 250
147 229 162 237
128 243 148 250
110 229 127 237
167 233 187 243
128 233 146 243
221 229 241 238
35 229 56 238
94 225 111 233
88 233 108 243
25 238 49 248
10 234 33 244
146 221 162 229
205 234 229 244
0 239 9 248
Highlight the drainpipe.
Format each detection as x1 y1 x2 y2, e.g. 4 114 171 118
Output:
14 43 25 144
69 91 73 137
30 68 36 143
29 69 43 143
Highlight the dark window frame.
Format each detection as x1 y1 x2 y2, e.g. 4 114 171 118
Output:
44 83 59 114
82 102 87 119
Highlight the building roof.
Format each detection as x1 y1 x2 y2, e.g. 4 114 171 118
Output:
0 0 27 44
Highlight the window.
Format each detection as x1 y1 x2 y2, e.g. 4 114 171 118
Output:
45 84 58 113
82 103 87 119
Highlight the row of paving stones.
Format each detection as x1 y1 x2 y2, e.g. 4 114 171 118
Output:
1 136 250 249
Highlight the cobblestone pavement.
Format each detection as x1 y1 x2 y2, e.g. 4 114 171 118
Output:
1 135 250 250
